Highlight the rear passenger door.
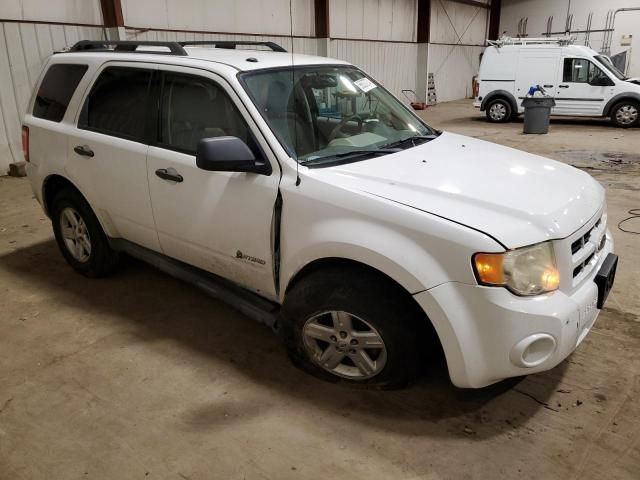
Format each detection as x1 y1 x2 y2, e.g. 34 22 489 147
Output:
146 67 280 298
68 63 161 252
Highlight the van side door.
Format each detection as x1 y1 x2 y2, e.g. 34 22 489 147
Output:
515 48 560 113
555 57 615 116
146 67 281 299
67 63 161 252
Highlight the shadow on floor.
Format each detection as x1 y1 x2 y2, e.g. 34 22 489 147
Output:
0 239 568 439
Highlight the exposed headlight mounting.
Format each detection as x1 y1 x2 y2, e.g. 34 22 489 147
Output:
473 242 560 296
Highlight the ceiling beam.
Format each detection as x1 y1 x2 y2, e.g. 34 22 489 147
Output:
488 0 501 40
314 0 329 38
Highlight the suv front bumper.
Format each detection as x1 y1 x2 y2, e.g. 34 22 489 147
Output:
414 231 615 388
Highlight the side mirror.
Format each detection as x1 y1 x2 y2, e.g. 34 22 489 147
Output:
589 75 614 87
196 136 270 175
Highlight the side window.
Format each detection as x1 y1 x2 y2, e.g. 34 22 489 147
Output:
79 67 152 142
33 64 88 122
563 58 605 83
159 73 252 154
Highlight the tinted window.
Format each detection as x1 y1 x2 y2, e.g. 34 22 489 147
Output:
563 58 605 83
159 73 251 154
80 67 151 141
33 64 88 122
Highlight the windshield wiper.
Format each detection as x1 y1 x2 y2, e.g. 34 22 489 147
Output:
303 148 401 166
383 135 437 150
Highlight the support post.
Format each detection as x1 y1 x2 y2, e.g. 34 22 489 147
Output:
100 0 125 40
416 0 431 103
314 0 330 57
488 0 502 40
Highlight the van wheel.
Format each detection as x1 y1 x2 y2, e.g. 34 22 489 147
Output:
485 98 512 123
611 101 639 128
51 189 119 277
280 267 422 388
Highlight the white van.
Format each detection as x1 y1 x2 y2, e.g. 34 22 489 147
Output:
475 37 640 128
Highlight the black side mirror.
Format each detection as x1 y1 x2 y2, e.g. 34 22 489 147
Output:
196 136 270 175
589 75 614 87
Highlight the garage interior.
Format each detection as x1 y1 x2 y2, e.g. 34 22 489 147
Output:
1 1 639 479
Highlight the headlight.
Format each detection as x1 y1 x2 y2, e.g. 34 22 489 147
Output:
473 242 560 296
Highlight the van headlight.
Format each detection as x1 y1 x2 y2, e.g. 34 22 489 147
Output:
473 242 560 296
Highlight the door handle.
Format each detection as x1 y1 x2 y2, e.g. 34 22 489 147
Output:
543 84 554 88
73 145 94 157
155 167 183 183
559 85 569 88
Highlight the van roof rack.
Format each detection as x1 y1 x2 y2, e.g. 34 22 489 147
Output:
178 41 287 52
67 40 287 56
488 35 576 47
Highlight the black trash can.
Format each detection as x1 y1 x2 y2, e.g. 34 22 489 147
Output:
521 97 556 134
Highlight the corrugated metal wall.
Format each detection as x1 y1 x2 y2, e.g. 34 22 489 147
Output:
0 21 105 174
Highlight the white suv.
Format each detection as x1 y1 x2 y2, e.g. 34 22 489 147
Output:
23 40 618 388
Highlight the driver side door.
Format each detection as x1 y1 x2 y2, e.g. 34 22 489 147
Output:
555 58 615 115
146 67 281 299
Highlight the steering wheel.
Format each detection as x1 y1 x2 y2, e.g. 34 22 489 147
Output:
327 115 364 143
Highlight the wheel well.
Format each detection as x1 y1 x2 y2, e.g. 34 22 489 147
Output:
604 95 640 116
42 175 84 217
481 91 517 113
285 257 443 356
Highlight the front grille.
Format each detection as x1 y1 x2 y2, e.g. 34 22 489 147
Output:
571 214 605 281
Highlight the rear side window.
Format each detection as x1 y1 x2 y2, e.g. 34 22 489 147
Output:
79 67 152 142
33 64 88 122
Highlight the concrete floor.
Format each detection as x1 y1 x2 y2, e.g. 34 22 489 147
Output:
1 100 639 479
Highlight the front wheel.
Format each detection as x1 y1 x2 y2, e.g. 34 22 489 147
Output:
611 101 639 128
485 98 513 123
280 267 423 388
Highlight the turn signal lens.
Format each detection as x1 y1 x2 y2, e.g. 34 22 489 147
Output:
473 242 560 296
474 253 505 285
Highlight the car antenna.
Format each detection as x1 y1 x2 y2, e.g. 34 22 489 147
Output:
289 0 301 186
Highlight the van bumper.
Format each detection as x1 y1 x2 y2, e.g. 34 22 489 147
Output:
414 234 615 388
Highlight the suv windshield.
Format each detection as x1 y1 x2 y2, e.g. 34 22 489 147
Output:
594 55 627 81
241 66 437 165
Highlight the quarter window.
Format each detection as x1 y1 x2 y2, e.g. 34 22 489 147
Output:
33 64 88 122
159 73 253 155
79 67 152 142
563 58 605 83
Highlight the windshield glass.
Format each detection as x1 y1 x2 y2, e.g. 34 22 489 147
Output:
595 55 627 80
240 66 437 164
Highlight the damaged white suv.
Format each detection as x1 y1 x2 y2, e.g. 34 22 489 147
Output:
23 40 617 388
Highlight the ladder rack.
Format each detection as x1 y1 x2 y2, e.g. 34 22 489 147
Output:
488 36 576 47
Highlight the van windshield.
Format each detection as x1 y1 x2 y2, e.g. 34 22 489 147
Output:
240 66 437 165
594 55 627 81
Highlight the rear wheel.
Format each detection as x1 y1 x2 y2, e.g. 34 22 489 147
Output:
280 266 424 388
610 101 639 128
51 189 119 277
485 98 512 123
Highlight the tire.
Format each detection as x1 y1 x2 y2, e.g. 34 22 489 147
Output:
280 266 425 389
610 100 639 128
51 188 119 277
485 98 513 123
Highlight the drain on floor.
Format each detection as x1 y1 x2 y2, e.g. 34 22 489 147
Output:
551 150 640 172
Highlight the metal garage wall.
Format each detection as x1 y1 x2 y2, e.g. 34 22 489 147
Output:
0 0 105 174
121 0 315 37
428 0 488 103
329 0 417 42
329 39 418 100
501 0 640 77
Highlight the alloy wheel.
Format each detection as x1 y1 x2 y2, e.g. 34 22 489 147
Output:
616 105 638 125
59 207 92 262
489 102 507 121
302 310 387 379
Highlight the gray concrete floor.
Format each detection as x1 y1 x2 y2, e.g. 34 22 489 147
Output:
1 100 639 479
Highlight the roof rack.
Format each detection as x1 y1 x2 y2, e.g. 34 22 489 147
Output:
488 35 576 47
69 40 188 55
179 41 287 52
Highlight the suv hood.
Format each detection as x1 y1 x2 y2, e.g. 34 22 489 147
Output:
310 132 604 248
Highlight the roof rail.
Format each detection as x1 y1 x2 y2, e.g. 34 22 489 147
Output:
179 41 287 53
68 40 188 56
488 35 576 47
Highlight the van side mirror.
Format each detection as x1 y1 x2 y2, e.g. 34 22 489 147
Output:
196 136 270 175
589 75 614 87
